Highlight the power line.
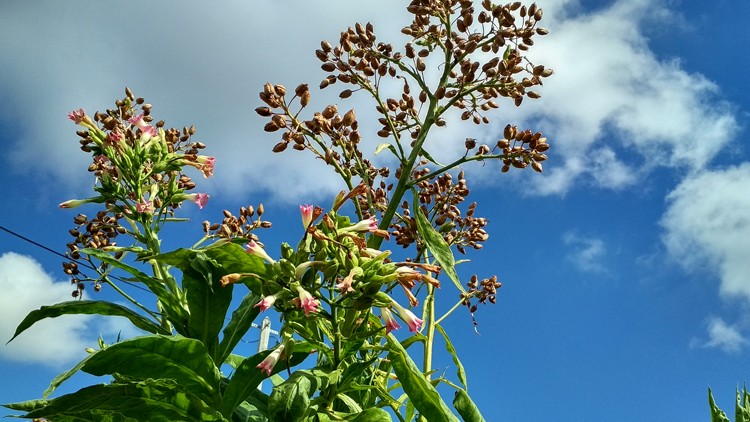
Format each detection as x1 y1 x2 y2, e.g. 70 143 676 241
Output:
0 224 150 293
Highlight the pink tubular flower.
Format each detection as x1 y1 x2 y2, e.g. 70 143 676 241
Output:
256 344 285 376
127 113 148 128
335 268 359 295
296 286 320 316
245 240 275 264
68 109 86 124
196 155 215 178
106 130 123 145
254 294 277 312
140 125 157 140
189 193 209 209
381 307 401 333
59 199 89 209
343 216 378 233
391 300 424 333
136 199 154 213
300 204 313 228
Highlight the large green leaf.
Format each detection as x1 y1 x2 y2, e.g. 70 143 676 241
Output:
81 335 222 406
8 300 167 344
182 252 234 357
386 333 460 422
5 379 226 421
219 342 315 418
217 291 261 365
738 386 750 422
154 243 272 281
709 388 731 422
453 389 486 422
435 324 467 390
412 191 464 293
268 369 331 422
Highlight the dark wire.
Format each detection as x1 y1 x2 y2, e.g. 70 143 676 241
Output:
0 225 273 332
0 225 150 293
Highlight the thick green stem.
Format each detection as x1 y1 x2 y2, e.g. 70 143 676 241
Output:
422 284 436 378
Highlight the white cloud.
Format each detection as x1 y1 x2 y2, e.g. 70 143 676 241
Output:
661 164 750 302
691 316 748 354
0 252 145 367
496 0 738 195
1 0 738 206
0 252 94 366
562 231 608 274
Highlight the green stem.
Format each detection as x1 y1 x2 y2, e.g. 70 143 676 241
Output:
422 284 436 378
101 276 161 321
434 297 465 326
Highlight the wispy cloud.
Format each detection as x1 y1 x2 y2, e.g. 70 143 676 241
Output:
497 0 738 195
562 231 608 274
690 316 748 354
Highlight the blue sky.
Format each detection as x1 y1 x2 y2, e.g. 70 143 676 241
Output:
1 0 749 420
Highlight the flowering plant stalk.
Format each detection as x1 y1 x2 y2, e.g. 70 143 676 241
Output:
4 1 552 421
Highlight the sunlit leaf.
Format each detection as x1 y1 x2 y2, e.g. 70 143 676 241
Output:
81 335 222 406
8 300 167 344
6 379 225 421
386 333 460 422
216 291 261 365
709 388 731 422
412 191 464 293
453 389 486 422
435 324 467 390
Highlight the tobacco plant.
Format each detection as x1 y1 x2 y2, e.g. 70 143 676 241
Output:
4 1 552 421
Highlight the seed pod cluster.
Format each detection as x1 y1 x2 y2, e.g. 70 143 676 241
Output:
203 203 272 240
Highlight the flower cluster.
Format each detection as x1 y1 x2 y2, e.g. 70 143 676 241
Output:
61 88 213 297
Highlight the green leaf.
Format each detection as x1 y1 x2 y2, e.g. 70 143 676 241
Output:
43 352 96 399
268 369 331 422
217 292 261 365
420 148 444 166
345 407 391 421
182 252 234 357
412 191 465 293
219 342 315 418
386 333 460 422
435 324 467 390
8 300 167 344
155 243 272 281
453 389 486 422
738 385 750 422
374 143 397 157
81 335 222 406
336 393 363 413
8 379 226 421
709 388 731 422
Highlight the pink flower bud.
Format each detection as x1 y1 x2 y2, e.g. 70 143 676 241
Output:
67 109 86 124
245 240 275 264
391 300 424 333
254 294 277 312
300 204 314 228
256 344 285 376
381 307 401 333
296 286 320 316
